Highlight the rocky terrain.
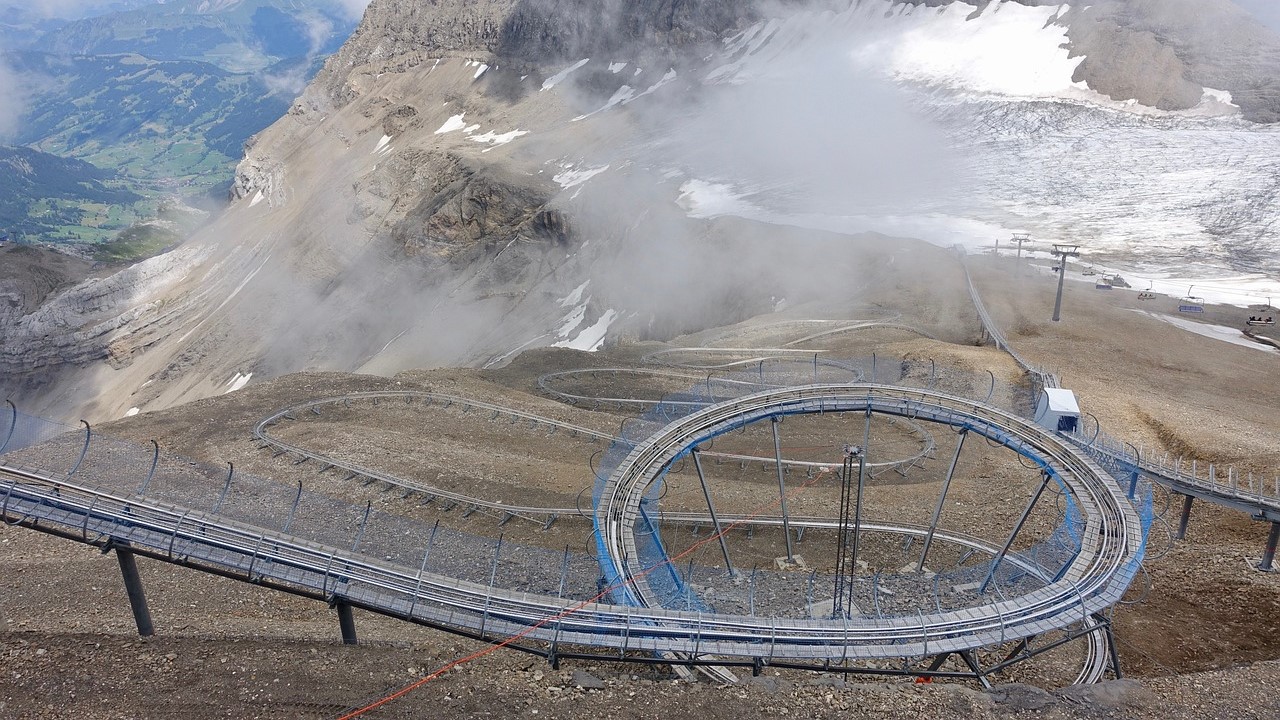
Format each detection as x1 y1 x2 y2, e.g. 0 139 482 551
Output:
3 0 1278 456
3 246 1280 718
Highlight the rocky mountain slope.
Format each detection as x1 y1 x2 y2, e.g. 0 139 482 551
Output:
3 0 1278 422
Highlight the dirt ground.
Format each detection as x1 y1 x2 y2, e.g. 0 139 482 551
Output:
3 245 1280 718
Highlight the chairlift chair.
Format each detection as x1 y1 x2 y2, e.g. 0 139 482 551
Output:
1178 285 1205 313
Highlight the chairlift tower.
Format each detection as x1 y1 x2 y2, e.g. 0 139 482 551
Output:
1012 233 1031 260
1051 244 1080 322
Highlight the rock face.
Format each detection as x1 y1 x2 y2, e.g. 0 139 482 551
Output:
1057 0 1280 121
5 0 1279 422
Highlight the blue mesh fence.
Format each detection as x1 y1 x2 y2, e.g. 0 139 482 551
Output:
590 357 1153 622
3 354 1155 631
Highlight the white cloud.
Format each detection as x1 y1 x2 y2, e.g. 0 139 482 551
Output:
335 0 373 22
0 59 27 140
1234 0 1280 33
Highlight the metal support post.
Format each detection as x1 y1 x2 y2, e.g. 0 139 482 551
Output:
337 603 357 645
980 471 1053 594
1259 522 1280 572
850 408 872 576
1176 494 1194 540
115 546 154 637
1052 261 1067 322
1102 618 1123 679
771 417 794 562
691 449 734 574
1050 244 1078 322
919 428 967 572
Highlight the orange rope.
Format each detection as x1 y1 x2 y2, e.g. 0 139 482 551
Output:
336 467 835 719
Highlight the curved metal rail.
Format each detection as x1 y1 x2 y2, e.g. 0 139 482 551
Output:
595 383 1142 663
254 392 938 528
0 455 1128 668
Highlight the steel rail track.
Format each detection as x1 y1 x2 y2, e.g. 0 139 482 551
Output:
254 390 937 527
596 384 1141 665
0 461 1127 663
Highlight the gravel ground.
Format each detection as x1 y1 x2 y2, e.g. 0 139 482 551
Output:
3 252 1280 718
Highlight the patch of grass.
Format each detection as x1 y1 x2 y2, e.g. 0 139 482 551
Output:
91 223 181 263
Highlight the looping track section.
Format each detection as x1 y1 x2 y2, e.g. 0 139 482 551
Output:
594 383 1144 661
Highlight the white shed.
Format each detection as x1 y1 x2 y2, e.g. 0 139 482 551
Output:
1035 388 1080 433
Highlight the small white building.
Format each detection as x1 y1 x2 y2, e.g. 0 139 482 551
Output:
1035 388 1080 433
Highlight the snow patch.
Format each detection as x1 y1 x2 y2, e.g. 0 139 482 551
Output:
676 180 759 218
1131 310 1278 354
553 309 618 351
542 59 589 91
125 407 140 417
469 129 528 146
473 63 489 80
609 61 628 74
372 134 392 154
223 372 252 394
435 113 468 134
558 280 590 307
248 191 264 207
556 302 588 337
554 164 610 189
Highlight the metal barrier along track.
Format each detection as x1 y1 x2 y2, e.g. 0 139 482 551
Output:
959 255 1059 390
252 391 615 527
595 383 1143 663
1 392 1139 668
254 390 937 528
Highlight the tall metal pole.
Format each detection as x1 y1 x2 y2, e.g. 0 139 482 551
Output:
771 417 794 563
850 409 872 582
980 471 1053 594
691 448 734 575
1052 259 1068 322
918 428 967 572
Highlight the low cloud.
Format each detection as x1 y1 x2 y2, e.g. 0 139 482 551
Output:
0 59 27 140
1234 0 1280 33
335 0 373 22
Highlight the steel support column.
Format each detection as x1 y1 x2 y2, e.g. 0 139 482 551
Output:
115 546 154 637
337 603 357 645
919 428 967 572
1176 494 1194 540
691 449 733 574
1258 521 1280 572
771 417 794 562
980 471 1053 594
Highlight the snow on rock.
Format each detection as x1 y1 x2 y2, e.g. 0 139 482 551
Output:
553 309 618 352
554 164 610 189
223 372 252 394
558 280 590 307
676 180 758 218
469 129 528 146
542 59 590 91
435 113 468 134
573 86 637 121
556 302 588 337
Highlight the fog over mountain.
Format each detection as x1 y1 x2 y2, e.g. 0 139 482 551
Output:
2 0 1278 422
